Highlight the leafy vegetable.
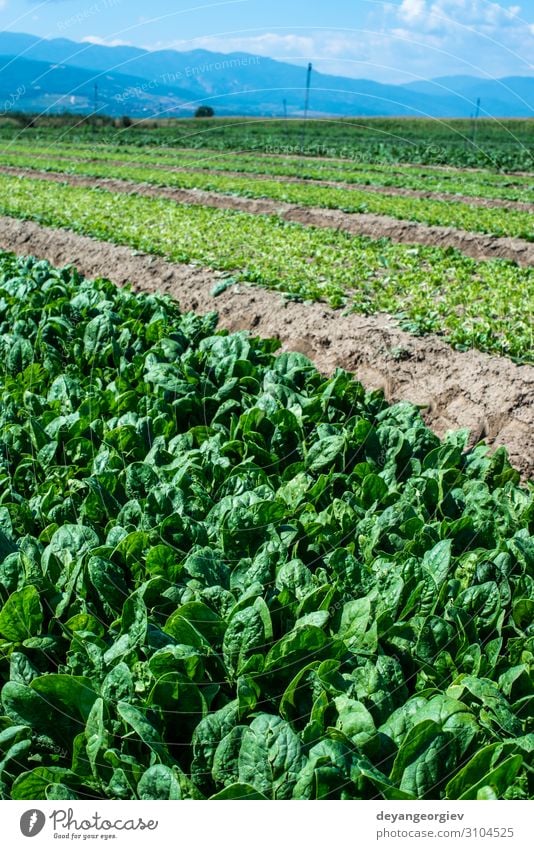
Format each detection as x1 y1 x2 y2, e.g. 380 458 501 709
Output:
0 253 531 801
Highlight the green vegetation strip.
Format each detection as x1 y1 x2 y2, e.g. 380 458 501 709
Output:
2 118 533 170
4 140 534 204
0 173 532 362
0 251 532 801
2 151 533 242
27 139 534 190
7 139 534 194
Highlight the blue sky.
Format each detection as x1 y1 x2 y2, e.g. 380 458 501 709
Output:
0 1 532 82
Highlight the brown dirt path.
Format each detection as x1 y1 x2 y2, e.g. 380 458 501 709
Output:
1 215 532 478
1 165 533 266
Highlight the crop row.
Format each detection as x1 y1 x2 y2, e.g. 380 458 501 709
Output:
1 152 533 242
0 173 531 362
3 140 534 203
0 252 531 801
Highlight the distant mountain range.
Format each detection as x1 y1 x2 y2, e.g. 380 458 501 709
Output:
0 31 532 118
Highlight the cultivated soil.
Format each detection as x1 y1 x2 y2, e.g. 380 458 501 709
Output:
1 165 533 266
1 215 532 478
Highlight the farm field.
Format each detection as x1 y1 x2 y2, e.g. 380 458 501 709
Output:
2 140 534 203
0 252 532 802
0 173 532 362
2 117 533 170
0 119 532 802
0 123 532 446
0 149 532 241
0 123 531 447
0 215 532 478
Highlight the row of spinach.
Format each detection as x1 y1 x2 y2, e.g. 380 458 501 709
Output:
0 253 531 800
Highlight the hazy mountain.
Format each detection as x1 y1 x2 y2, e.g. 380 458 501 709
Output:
0 31 532 118
402 75 534 116
0 54 197 117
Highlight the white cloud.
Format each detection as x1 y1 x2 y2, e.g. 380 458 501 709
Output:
82 35 132 48
418 0 530 32
399 0 427 22
364 1 533 78
163 32 315 60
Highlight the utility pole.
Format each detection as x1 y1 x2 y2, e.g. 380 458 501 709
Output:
471 97 481 146
300 62 312 151
303 62 312 120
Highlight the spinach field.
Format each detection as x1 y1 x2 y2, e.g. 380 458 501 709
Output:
0 253 532 801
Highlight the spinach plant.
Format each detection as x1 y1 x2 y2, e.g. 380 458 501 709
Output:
0 253 531 801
